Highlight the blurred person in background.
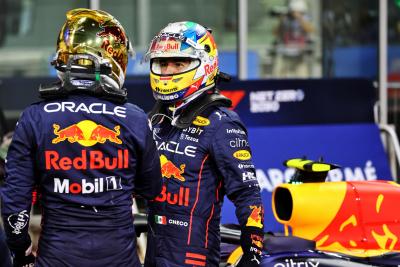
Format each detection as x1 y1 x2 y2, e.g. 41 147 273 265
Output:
272 0 315 78
1 8 162 267
143 21 264 267
0 131 13 182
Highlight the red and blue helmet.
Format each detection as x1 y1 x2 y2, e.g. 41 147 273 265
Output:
144 21 219 103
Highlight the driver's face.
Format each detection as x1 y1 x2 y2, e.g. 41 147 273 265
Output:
156 58 191 75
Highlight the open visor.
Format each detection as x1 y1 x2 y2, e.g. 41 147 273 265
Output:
151 57 200 75
143 33 204 63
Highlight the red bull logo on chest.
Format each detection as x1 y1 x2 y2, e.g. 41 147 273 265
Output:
52 120 122 146
160 154 185 181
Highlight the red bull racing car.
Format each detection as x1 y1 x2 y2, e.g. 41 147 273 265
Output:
135 158 400 266
219 158 400 267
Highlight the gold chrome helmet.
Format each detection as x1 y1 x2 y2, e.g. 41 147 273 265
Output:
144 21 219 103
49 8 133 102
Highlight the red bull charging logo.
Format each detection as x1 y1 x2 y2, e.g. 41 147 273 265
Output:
312 181 400 255
97 24 127 45
246 205 263 229
52 120 122 146
160 154 185 182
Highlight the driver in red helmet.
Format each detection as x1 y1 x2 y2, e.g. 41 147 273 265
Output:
144 21 264 267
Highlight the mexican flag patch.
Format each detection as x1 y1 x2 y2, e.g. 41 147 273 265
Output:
155 215 167 225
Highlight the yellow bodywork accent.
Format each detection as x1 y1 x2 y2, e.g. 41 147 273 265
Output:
285 158 336 172
389 181 400 187
273 182 347 239
372 224 398 250
339 215 357 232
227 246 243 265
376 194 384 213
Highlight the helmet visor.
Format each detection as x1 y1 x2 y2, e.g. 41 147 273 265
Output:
151 57 200 75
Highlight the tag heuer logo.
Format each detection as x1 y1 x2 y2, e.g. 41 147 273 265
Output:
193 116 210 126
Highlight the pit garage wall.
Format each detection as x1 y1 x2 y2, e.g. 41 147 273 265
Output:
0 77 391 232
217 78 392 232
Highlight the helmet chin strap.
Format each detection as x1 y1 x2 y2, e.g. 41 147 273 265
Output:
171 91 232 128
171 84 215 113
62 54 103 92
40 53 127 103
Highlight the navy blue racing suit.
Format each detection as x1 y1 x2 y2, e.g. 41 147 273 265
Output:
0 226 12 267
145 103 264 267
1 94 162 267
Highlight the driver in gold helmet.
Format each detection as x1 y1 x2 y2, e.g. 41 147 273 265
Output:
1 9 162 267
